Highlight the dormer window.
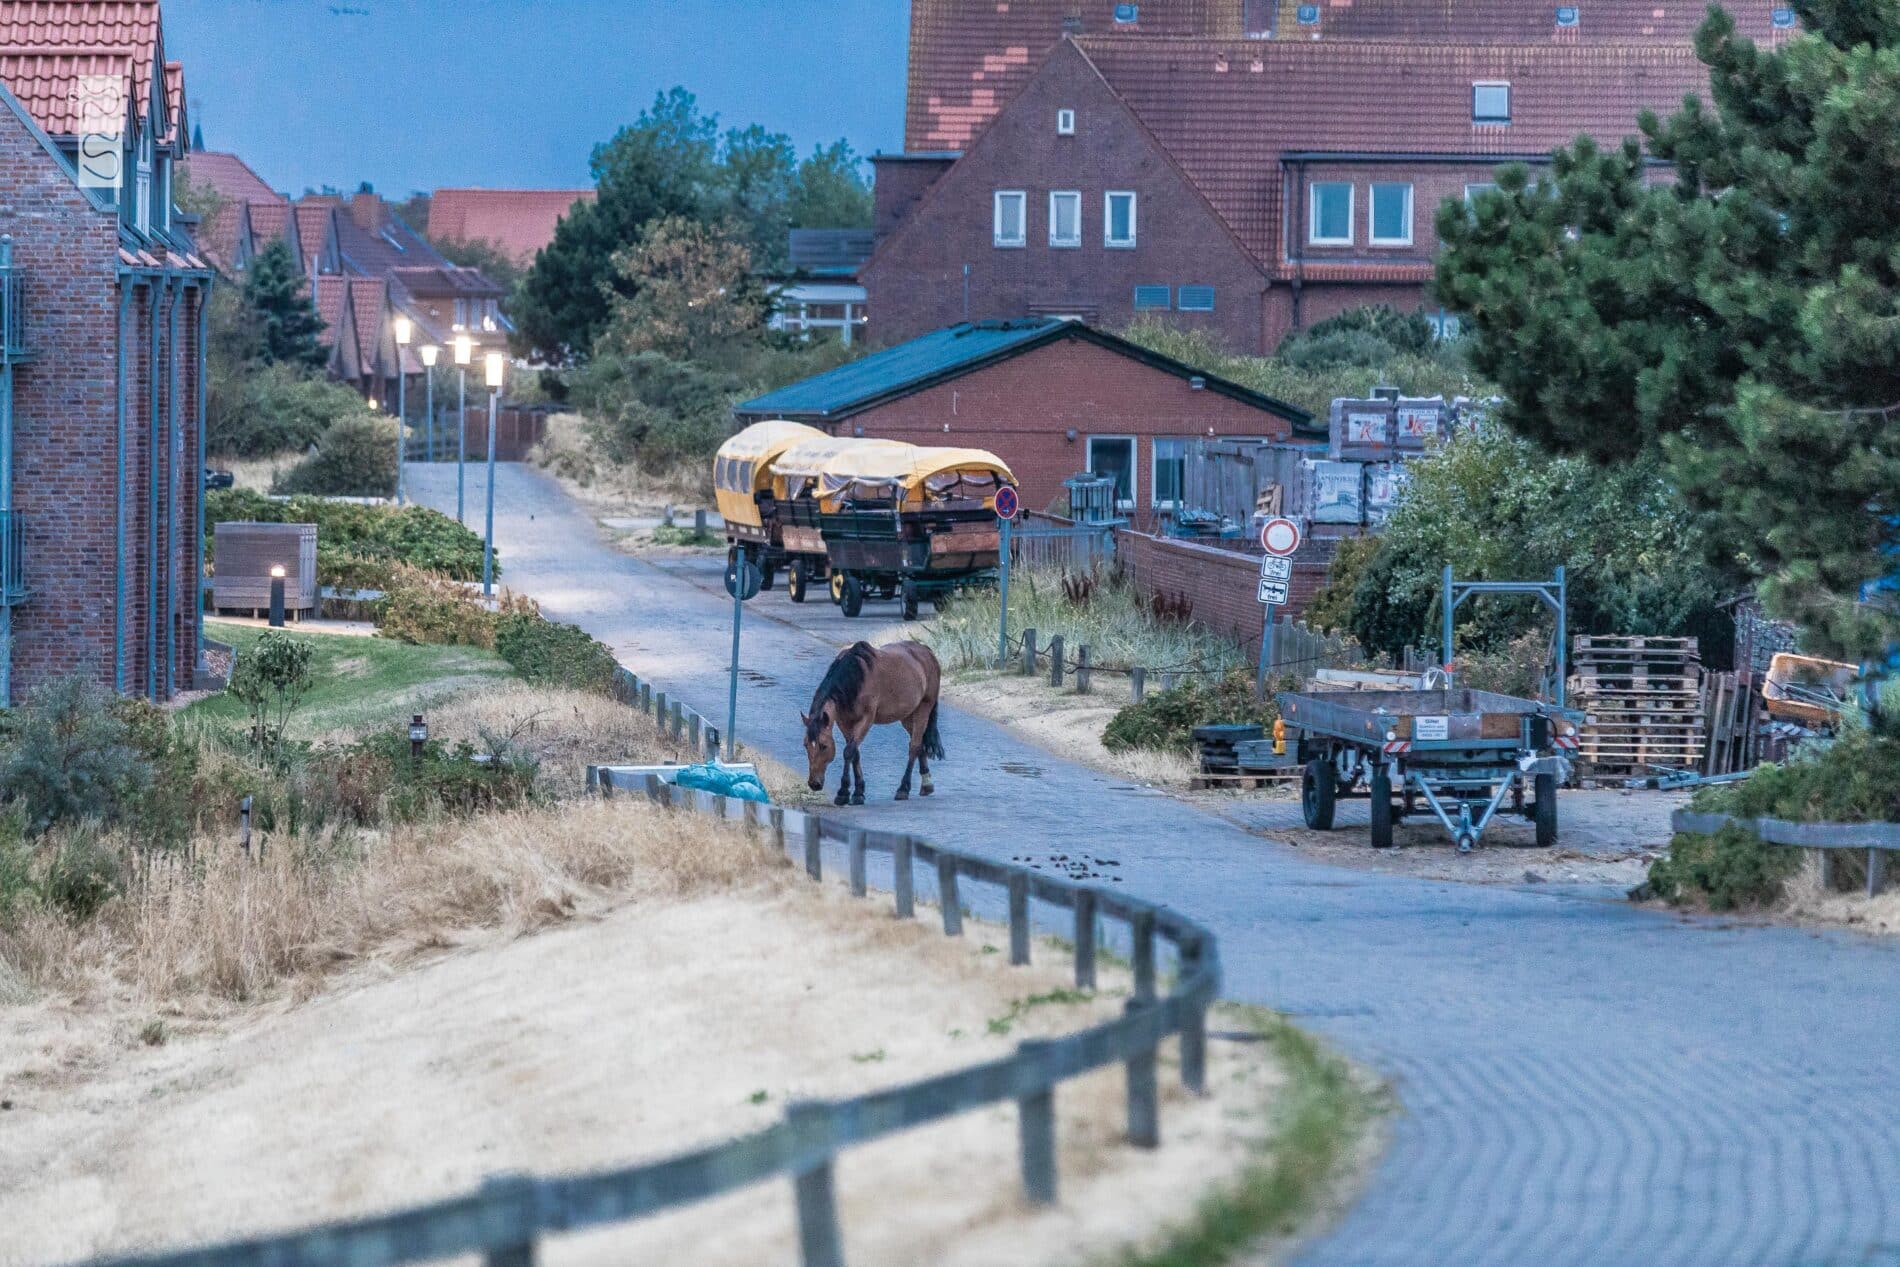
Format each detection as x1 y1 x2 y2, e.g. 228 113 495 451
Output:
1473 81 1511 124
1114 3 1139 22
1296 4 1320 23
1770 6 1795 26
1057 108 1076 136
1555 6 1580 26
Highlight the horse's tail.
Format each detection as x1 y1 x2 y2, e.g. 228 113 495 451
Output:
923 698 946 761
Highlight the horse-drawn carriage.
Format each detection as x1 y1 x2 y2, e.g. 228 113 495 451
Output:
766 435 911 604
714 420 827 593
815 444 1016 620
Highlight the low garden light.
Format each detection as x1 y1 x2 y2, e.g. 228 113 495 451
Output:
268 564 286 628
409 714 428 761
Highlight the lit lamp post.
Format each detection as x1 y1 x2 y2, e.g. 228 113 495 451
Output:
393 315 413 505
452 330 472 523
483 351 504 596
419 343 439 463
268 564 286 628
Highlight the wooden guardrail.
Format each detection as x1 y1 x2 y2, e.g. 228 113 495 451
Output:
75 758 1219 1267
1671 808 1894 897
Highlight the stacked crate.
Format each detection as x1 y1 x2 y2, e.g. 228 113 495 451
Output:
1570 636 1707 776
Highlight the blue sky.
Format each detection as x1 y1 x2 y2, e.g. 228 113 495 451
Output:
167 0 910 197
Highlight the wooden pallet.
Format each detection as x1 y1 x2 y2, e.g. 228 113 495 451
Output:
1572 635 1707 775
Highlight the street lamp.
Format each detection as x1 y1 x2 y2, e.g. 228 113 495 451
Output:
483 351 505 596
452 329 473 523
419 343 439 464
393 314 413 505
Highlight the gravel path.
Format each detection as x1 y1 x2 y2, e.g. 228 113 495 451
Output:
411 463 1900 1267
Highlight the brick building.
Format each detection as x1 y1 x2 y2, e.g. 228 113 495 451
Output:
0 1 211 704
734 317 1310 525
867 1 1793 351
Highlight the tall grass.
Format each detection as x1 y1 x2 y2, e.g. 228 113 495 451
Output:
924 567 1244 674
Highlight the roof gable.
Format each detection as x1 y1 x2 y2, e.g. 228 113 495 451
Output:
735 317 1310 425
0 2 164 137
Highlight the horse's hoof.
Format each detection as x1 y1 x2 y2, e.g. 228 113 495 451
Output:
834 794 850 807
921 784 935 797
894 788 909 801
850 793 865 806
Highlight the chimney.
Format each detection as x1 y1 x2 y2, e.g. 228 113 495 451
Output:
347 192 384 233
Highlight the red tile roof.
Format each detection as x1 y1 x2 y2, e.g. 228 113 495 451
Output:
291 202 334 272
247 200 288 244
0 2 163 136
1266 0 1789 43
427 187 596 266
349 276 386 375
906 0 1243 151
160 55 177 141
312 274 349 350
1075 35 1710 266
182 149 281 205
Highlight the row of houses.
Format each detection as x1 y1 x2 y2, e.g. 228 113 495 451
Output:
855 0 1789 352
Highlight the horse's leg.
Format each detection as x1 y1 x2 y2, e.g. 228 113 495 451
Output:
895 715 919 801
847 717 872 806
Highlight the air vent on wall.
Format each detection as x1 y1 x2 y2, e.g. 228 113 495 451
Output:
1770 6 1795 26
1296 4 1321 23
1555 6 1580 26
1114 3 1139 22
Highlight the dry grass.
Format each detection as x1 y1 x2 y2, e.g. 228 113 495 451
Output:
212 453 301 495
530 412 711 513
1779 852 1900 936
938 668 1201 788
0 798 780 1008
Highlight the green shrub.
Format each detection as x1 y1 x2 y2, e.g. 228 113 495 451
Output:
1103 670 1288 754
207 490 489 588
208 362 372 458
571 351 735 466
494 613 619 693
227 631 314 762
1636 824 1800 911
377 565 505 647
0 805 33 914
334 728 540 824
0 676 152 834
40 828 123 919
273 413 398 497
1304 536 1381 636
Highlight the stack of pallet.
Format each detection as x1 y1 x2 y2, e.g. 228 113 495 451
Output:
1570 635 1707 777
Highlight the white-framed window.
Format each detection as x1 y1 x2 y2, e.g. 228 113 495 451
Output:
1308 182 1353 245
1369 182 1413 246
1057 108 1076 136
1464 182 1499 202
1087 435 1136 510
1049 190 1082 247
1104 191 1137 248
1473 81 1511 124
993 190 1026 247
1152 437 1188 509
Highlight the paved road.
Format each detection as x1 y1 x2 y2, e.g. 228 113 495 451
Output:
412 463 1900 1267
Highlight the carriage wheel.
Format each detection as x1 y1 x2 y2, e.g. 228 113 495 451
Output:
786 564 807 604
901 581 921 622
840 576 864 618
759 562 776 592
829 570 846 604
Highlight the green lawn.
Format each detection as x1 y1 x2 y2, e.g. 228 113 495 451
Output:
190 621 516 738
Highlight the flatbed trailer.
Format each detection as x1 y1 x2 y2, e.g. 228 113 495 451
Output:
1277 687 1584 851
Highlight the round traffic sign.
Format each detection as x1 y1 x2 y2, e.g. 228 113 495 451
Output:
994 484 1020 521
1260 516 1302 557
725 558 763 602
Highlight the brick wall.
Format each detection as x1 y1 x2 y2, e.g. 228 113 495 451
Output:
1115 529 1333 655
0 103 204 703
841 333 1296 529
863 41 1270 351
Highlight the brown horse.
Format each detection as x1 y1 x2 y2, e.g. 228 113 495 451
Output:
802 641 945 805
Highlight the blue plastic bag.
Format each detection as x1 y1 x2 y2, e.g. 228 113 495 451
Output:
674 762 772 804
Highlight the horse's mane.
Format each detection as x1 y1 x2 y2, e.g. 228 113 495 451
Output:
807 642 877 740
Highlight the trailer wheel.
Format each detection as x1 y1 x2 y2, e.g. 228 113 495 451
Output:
901 581 921 621
1534 773 1558 847
1301 758 1337 831
840 576 864 618
1369 766 1394 849
787 565 808 604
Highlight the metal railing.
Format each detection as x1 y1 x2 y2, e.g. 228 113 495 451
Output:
1010 513 1118 570
77 678 1219 1267
1672 808 1895 898
0 509 26 604
0 237 24 361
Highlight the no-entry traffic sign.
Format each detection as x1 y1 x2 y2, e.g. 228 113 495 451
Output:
994 484 1020 521
1260 515 1302 557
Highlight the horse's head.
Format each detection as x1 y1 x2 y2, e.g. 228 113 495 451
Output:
801 707 836 790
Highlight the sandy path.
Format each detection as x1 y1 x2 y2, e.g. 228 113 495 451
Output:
3 872 1276 1267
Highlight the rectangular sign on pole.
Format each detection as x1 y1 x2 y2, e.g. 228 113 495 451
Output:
1259 554 1292 582
1257 577 1290 606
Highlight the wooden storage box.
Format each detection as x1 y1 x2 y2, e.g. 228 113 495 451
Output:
212 522 318 612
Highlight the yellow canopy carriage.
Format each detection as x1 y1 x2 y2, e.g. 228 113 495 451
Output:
712 420 827 535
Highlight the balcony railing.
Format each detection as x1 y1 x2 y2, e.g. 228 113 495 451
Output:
0 510 26 605
0 236 25 361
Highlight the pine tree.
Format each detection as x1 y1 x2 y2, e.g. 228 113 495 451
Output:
242 239 327 370
1436 1 1900 681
